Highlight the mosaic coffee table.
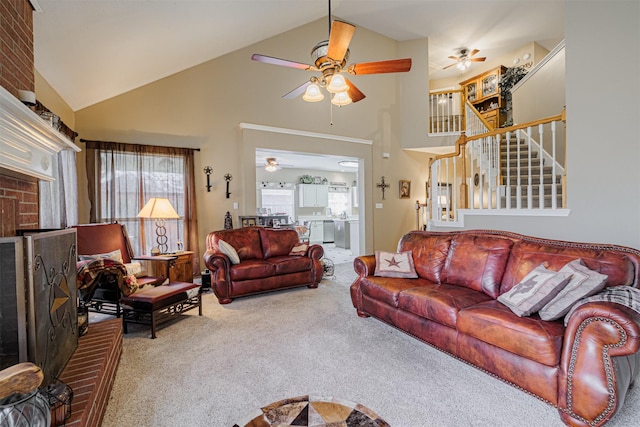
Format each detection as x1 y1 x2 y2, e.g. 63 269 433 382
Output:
234 395 389 427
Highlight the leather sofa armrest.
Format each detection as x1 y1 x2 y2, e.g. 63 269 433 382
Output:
307 244 324 260
354 255 376 278
203 249 232 301
350 255 376 315
558 302 640 427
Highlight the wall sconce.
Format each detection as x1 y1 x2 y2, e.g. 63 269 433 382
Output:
224 173 232 199
204 166 213 192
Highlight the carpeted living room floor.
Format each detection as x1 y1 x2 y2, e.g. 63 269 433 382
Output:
100 261 640 427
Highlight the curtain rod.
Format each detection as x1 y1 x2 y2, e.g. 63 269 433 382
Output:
79 138 200 151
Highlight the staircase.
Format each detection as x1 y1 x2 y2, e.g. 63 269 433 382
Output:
499 136 563 209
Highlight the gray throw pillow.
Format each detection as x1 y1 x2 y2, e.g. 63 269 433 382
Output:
538 259 608 321
497 263 572 317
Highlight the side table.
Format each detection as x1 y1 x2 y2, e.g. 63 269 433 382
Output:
135 251 194 283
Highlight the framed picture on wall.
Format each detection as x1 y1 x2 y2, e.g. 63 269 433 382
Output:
399 180 411 199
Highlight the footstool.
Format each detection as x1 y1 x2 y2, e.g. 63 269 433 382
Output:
120 281 202 338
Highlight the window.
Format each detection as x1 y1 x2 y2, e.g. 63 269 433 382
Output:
328 187 351 217
260 188 294 222
85 140 198 269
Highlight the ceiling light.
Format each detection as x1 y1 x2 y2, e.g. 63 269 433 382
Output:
326 74 348 93
338 160 358 168
265 164 278 172
331 91 352 106
302 83 324 102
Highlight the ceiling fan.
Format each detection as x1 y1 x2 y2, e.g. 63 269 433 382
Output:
251 0 412 106
260 157 292 172
443 48 486 71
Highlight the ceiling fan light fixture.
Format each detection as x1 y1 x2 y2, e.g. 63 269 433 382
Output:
331 91 352 106
326 73 348 93
265 164 278 172
302 83 324 102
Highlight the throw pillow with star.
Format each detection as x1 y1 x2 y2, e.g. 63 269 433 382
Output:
374 250 418 278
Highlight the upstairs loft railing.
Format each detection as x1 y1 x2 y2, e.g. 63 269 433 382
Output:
420 107 566 228
429 89 465 135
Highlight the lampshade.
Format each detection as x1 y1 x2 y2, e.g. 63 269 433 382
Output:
331 91 352 106
326 74 348 93
302 83 324 102
137 198 179 219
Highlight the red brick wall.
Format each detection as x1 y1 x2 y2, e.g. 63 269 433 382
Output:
0 0 35 97
0 0 38 236
0 173 39 236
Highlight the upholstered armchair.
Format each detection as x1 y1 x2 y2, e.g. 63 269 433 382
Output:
73 223 173 317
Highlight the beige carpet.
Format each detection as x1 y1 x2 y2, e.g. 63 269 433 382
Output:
100 262 640 427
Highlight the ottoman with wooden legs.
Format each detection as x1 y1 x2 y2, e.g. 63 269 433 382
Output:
120 281 202 338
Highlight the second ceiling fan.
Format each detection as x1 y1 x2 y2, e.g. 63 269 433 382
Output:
443 48 486 71
251 0 412 106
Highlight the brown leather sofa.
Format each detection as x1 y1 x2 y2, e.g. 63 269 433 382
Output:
204 226 324 304
350 229 640 427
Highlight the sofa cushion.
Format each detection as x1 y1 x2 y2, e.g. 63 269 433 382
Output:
442 234 514 298
374 250 418 278
79 249 124 263
457 300 566 367
259 228 299 258
360 276 432 307
397 283 493 328
398 232 452 283
218 239 240 264
538 259 608 321
209 227 263 261
229 259 276 281
500 240 635 294
267 256 313 275
497 263 572 317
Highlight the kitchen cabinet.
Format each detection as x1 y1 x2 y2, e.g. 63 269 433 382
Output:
299 184 329 207
459 66 507 129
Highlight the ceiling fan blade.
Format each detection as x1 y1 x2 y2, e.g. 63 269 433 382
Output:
327 20 355 63
471 57 486 62
347 58 412 75
448 56 459 61
282 81 312 99
443 62 458 70
251 54 315 71
344 77 366 103
470 49 480 57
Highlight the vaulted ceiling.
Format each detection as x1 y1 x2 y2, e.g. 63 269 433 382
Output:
33 0 565 111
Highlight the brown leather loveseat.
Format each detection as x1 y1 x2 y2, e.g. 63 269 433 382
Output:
204 226 324 304
350 230 640 427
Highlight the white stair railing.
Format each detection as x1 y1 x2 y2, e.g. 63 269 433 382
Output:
426 110 566 226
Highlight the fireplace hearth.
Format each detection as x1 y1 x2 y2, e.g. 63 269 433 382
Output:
0 229 77 387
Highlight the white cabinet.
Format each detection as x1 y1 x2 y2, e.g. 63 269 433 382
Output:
299 184 328 207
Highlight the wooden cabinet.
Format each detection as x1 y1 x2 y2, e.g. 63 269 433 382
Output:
299 184 329 207
144 251 194 283
460 66 507 129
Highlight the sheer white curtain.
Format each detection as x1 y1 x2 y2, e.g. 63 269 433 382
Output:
39 150 78 228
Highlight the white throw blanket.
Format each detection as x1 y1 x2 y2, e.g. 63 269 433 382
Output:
564 285 640 326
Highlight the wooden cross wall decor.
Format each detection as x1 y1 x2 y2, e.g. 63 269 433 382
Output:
376 176 390 200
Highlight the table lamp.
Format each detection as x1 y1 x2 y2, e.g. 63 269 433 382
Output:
137 197 180 255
